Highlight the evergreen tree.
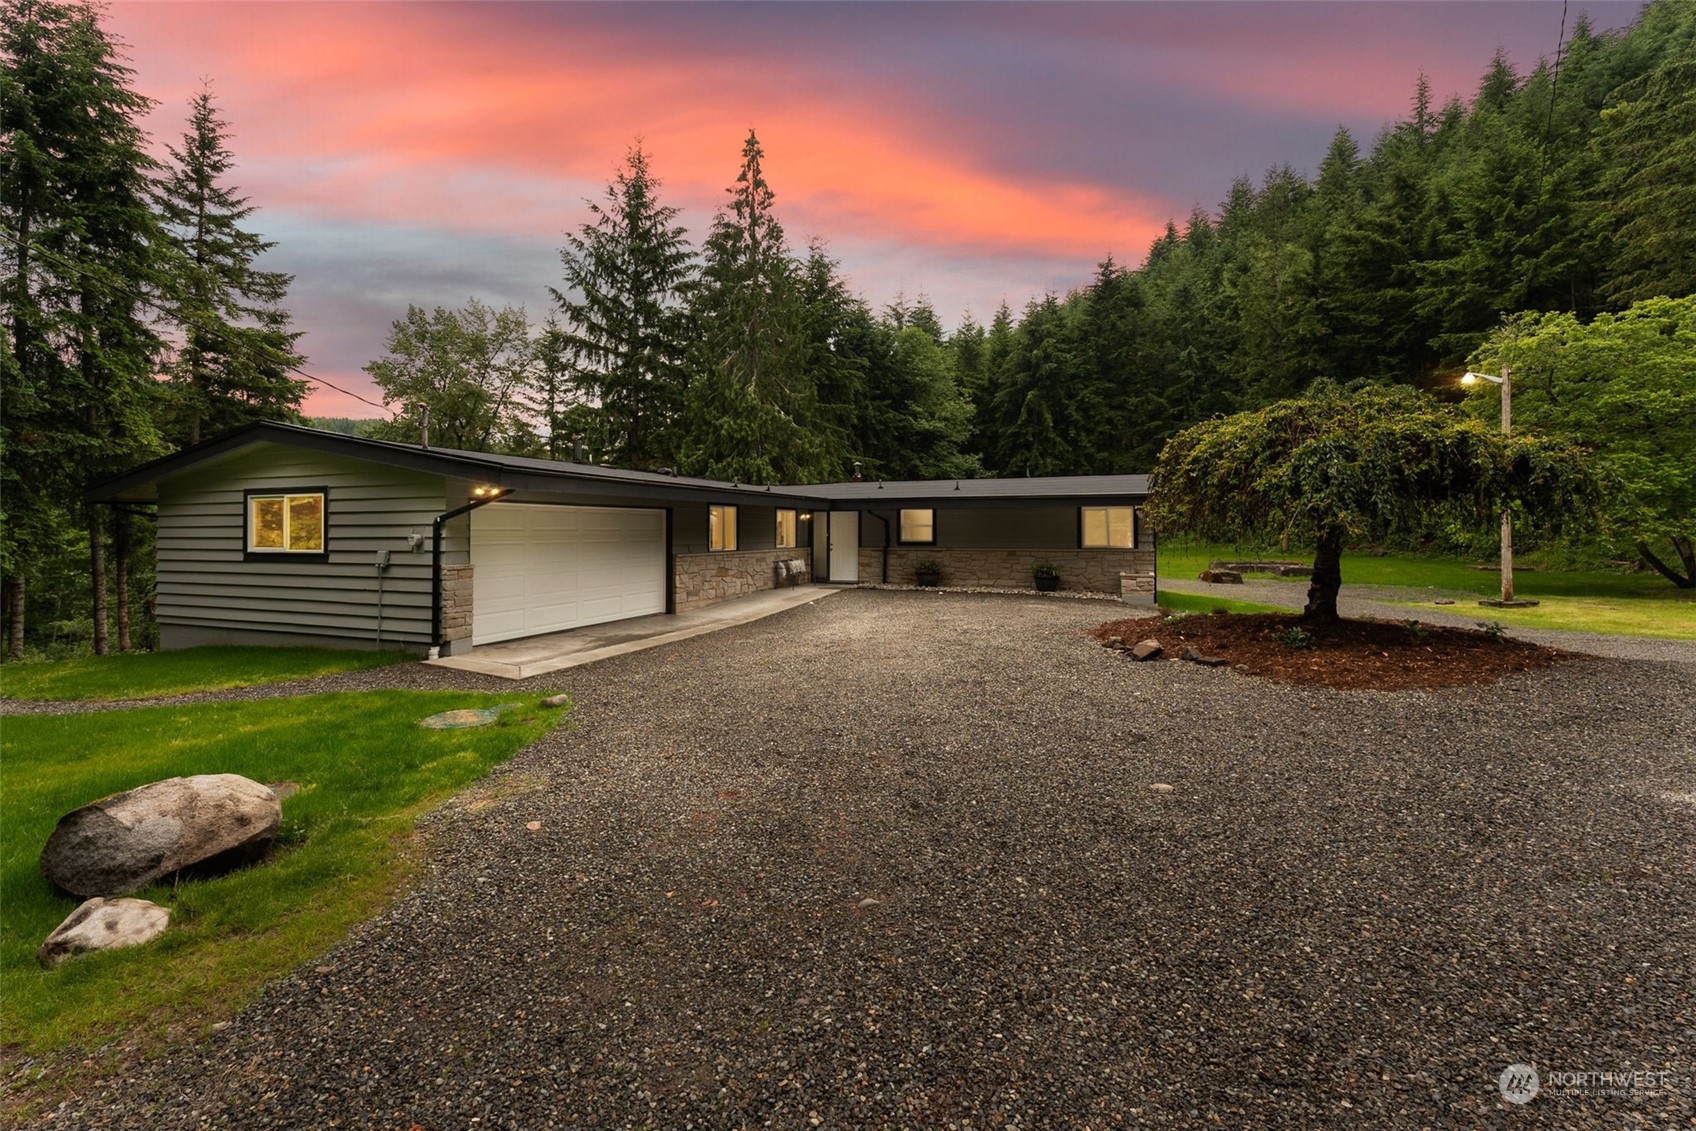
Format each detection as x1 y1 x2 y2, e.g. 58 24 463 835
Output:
794 240 867 474
2 0 166 655
985 295 1084 476
157 85 306 447
968 302 1016 471
1595 3 1696 305
551 144 694 470
680 131 837 483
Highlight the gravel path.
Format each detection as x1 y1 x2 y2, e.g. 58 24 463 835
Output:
1159 577 1696 664
29 590 1696 1127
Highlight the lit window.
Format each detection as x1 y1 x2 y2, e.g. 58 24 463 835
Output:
1081 506 1134 549
775 509 797 549
898 508 935 545
248 492 324 553
709 504 738 551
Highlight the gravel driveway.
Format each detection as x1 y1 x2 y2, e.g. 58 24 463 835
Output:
37 590 1696 1128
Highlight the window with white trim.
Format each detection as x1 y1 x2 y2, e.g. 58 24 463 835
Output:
898 508 935 545
1081 506 1134 549
248 492 325 553
709 504 738 551
775 509 797 549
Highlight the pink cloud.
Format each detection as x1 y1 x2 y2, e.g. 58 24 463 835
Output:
108 4 1166 262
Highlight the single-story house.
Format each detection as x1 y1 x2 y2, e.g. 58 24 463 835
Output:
89 422 1154 655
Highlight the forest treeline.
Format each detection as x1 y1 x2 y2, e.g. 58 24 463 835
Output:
3 0 1692 655
367 1 1692 484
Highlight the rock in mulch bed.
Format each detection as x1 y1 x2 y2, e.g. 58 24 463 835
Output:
1093 611 1576 690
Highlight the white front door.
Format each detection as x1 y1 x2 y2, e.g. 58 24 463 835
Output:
471 503 666 645
828 511 859 583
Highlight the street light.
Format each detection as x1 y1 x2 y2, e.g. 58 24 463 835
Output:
1461 367 1537 608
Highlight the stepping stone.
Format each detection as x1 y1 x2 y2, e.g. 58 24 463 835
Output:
419 704 522 730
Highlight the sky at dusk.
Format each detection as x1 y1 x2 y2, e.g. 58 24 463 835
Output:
104 1 1647 417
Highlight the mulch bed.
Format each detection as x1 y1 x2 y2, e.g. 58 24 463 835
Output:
1092 611 1578 690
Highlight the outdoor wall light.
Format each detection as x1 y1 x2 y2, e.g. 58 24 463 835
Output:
471 485 505 498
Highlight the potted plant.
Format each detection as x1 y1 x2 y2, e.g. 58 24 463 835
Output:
914 559 943 587
1032 561 1061 592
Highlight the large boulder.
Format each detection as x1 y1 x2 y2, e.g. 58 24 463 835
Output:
40 774 281 898
37 897 170 969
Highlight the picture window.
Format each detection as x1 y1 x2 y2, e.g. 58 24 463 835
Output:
898 508 935 545
248 492 325 553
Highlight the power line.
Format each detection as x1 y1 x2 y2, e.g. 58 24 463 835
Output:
0 226 395 415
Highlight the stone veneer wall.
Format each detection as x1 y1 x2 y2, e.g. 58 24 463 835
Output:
439 564 474 653
674 548 802 613
862 546 1155 596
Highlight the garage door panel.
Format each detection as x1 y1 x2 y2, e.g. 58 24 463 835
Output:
471 504 666 645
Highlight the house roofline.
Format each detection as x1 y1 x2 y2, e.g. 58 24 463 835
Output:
86 421 824 506
87 421 1151 508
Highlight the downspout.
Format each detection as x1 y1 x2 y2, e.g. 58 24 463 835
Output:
431 494 504 654
865 510 891 584
1145 509 1158 605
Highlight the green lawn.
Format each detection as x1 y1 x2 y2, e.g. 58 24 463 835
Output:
1155 590 1289 616
1155 539 1696 639
1 691 565 1059
0 645 413 702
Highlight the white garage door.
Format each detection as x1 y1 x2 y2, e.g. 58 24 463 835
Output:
471 504 666 645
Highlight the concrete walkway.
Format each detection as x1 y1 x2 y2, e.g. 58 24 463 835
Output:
423 584 844 680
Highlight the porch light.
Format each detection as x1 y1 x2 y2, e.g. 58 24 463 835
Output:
1458 367 1536 608
471 485 506 498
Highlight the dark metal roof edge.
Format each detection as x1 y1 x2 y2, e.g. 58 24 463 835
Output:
88 421 827 505
86 421 506 501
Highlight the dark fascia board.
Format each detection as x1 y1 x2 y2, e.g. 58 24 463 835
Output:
88 421 1152 509
88 421 827 507
804 476 1151 506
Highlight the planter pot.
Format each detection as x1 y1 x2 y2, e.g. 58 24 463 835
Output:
1034 575 1059 592
915 571 942 588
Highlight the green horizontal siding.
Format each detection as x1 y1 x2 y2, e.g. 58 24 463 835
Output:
155 445 450 647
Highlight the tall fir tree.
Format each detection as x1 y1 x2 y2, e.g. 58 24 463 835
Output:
2 0 166 655
680 130 838 483
551 144 694 469
158 85 307 447
1594 1 1696 305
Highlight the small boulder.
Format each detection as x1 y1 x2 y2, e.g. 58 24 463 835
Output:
1198 569 1243 584
541 693 571 708
37 897 170 969
1131 639 1164 661
41 774 280 899
1180 646 1229 667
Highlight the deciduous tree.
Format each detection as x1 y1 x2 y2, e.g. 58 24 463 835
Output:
362 300 540 454
1146 381 1595 620
1469 297 1696 586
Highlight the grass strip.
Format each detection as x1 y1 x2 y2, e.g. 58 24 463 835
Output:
0 645 414 702
1 690 564 1058
1156 540 1695 639
1156 590 1292 616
